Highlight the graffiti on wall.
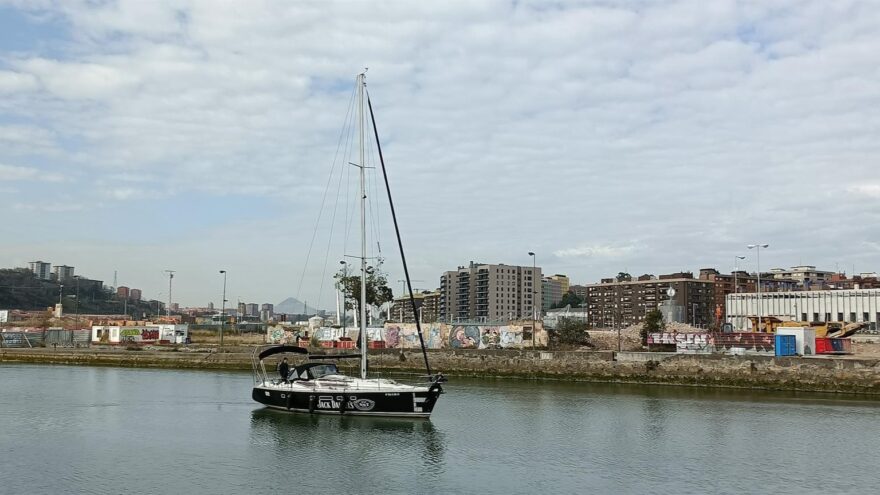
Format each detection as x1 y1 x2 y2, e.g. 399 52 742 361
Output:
450 326 480 349
649 332 776 354
273 322 546 349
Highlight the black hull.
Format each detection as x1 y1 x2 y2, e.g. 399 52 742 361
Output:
252 386 441 418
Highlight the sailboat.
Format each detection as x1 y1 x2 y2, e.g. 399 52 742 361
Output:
250 72 445 417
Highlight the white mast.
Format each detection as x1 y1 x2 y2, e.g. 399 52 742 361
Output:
358 72 368 380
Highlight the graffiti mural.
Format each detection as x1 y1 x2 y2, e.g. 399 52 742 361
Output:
480 327 501 349
450 326 480 349
425 325 442 349
498 326 523 348
385 326 401 348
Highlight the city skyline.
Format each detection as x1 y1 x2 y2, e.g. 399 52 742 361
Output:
1 2 878 306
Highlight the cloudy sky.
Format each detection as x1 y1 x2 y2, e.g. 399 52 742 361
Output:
1 0 878 308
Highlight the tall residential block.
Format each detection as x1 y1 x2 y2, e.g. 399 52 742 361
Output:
439 262 542 322
53 265 75 281
246 303 259 317
29 261 52 280
542 275 569 310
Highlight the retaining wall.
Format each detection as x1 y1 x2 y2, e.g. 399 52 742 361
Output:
2 347 880 395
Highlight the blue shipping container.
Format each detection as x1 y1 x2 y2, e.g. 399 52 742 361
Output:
775 334 797 356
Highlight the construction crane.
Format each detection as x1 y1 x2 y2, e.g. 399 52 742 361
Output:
397 279 424 296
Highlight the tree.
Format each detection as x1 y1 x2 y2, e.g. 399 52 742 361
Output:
553 317 590 346
641 308 665 345
334 263 393 320
551 291 584 309
616 272 632 282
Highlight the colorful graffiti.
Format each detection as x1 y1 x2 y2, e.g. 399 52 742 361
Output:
270 322 546 349
450 326 480 349
498 326 523 348
648 332 776 354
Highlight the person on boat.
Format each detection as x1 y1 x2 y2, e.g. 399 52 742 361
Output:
278 357 290 382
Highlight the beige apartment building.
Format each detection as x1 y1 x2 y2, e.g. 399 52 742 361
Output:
440 262 542 322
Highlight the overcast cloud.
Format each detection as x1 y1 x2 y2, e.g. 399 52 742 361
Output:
0 0 878 308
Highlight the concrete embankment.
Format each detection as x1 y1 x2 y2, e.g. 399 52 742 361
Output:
3 347 880 395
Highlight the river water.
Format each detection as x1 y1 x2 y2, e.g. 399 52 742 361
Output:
1 364 878 494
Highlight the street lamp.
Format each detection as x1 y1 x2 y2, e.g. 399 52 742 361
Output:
219 270 227 347
528 251 536 349
74 276 81 337
733 256 745 293
747 244 769 332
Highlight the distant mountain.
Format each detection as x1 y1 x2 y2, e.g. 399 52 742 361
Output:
275 297 324 315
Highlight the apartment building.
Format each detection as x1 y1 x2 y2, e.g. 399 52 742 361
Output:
585 272 715 328
28 261 52 280
541 274 570 310
440 262 542 322
53 265 75 281
390 290 440 323
769 265 834 288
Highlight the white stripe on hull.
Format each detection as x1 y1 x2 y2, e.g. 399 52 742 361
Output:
264 404 431 418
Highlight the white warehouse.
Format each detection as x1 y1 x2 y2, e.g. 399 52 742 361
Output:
726 289 880 332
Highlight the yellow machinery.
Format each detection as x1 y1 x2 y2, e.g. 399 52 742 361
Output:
747 317 868 338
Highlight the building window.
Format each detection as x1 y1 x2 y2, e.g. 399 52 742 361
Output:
850 312 857 323
838 312 844 321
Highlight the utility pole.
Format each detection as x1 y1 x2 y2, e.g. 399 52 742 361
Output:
164 270 175 317
528 252 536 349
74 276 81 340
747 244 769 332
219 270 227 347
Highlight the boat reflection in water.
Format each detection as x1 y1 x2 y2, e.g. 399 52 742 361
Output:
249 408 446 469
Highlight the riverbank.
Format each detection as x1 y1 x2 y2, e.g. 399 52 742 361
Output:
3 346 880 395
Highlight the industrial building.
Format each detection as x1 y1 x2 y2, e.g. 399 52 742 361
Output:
726 289 880 331
440 262 542 322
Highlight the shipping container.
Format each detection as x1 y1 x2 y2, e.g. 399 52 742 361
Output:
775 334 797 356
816 337 853 354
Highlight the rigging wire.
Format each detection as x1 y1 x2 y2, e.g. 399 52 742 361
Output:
365 113 382 266
315 116 356 311
293 79 358 310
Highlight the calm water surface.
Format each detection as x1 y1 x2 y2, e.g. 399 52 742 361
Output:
1 364 879 494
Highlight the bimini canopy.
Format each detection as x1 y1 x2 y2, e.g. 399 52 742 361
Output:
257 345 309 360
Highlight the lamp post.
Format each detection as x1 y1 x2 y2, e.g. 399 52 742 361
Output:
164 270 175 317
733 256 745 293
219 270 227 347
74 276 81 337
747 244 769 332
528 251 536 349
732 255 745 330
